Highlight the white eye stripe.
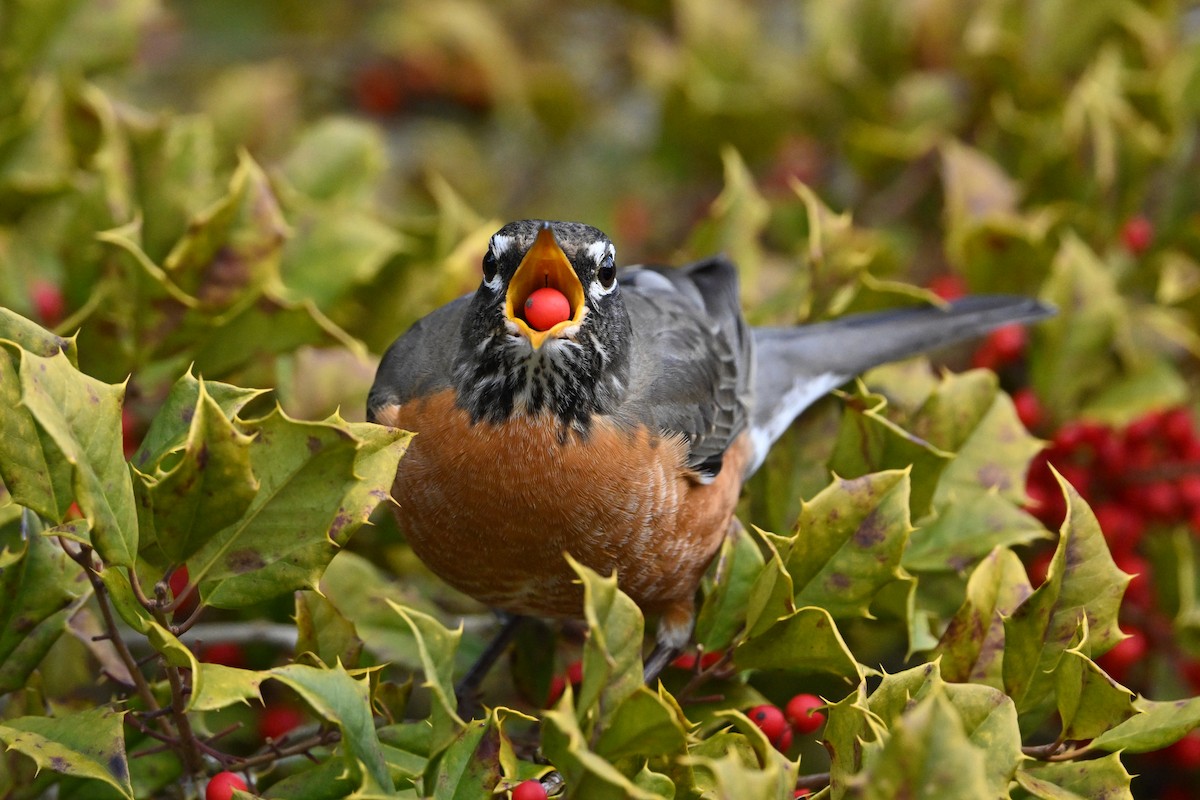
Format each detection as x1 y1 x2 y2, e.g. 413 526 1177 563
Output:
585 240 615 266
490 234 514 257
483 273 503 291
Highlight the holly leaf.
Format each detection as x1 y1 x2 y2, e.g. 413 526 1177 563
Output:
329 419 411 547
189 664 265 712
594 686 689 763
1055 621 1137 741
541 688 665 800
568 554 645 732
829 386 952 518
135 381 258 568
695 521 764 651
424 718 499 800
925 379 1046 508
270 663 394 796
295 590 363 669
1003 468 1129 730
680 749 787 800
935 547 1034 687
0 308 77 362
0 706 132 800
388 602 465 753
190 409 405 608
162 152 288 308
0 521 90 693
1028 235 1124 422
857 689 991 800
823 683 883 794
1015 752 1133 800
131 368 267 472
14 347 137 566
780 470 913 619
734 606 860 682
1091 696 1200 753
0 347 74 522
904 493 1046 574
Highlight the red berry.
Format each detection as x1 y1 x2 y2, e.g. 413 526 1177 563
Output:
1012 389 1044 431
122 408 138 458
927 274 967 301
168 566 198 615
565 660 583 686
512 779 548 800
794 791 812 799
973 325 1027 370
30 279 65 327
1027 549 1054 586
1025 481 1066 528
1162 408 1197 451
259 705 304 741
1053 421 1108 453
671 652 698 670
1115 553 1153 608
748 704 788 741
1125 410 1165 444
1056 464 1093 501
1093 503 1145 555
774 726 794 752
545 674 565 706
1166 731 1200 770
1136 480 1181 521
206 771 248 800
199 642 246 669
353 61 404 116
1177 476 1200 511
523 287 571 331
785 693 826 734
1098 629 1148 682
1120 216 1154 255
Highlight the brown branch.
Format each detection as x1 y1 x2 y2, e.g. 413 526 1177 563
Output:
1022 740 1093 762
229 729 342 771
675 648 735 704
65 543 162 717
796 772 830 792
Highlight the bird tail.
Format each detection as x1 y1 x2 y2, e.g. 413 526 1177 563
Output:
745 295 1054 476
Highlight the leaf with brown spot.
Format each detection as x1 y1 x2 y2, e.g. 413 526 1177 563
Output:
1002 468 1130 732
763 469 912 619
186 407 406 609
0 706 133 800
134 380 258 568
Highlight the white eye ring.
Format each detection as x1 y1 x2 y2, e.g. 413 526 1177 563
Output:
586 242 617 300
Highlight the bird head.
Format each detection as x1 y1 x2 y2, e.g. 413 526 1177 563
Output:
454 220 631 427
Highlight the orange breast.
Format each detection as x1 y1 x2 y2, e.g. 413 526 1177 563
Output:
374 389 749 619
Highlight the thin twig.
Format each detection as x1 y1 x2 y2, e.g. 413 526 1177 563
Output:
66 544 161 716
230 730 342 771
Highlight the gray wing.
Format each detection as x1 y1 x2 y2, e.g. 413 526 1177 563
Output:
746 295 1055 474
366 296 470 420
616 257 754 479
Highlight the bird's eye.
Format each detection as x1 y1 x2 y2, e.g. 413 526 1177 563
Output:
482 250 498 282
597 254 616 288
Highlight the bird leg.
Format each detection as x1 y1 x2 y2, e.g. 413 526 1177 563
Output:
644 600 694 684
455 612 524 718
643 641 683 684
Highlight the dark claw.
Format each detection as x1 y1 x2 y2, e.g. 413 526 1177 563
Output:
454 612 524 718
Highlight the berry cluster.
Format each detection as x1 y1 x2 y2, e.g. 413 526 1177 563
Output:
1023 407 1200 692
747 693 826 753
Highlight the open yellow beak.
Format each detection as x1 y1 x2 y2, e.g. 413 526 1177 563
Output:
504 227 586 349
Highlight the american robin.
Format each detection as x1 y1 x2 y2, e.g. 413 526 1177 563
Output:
367 219 1052 689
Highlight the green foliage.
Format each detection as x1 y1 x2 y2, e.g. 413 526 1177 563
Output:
2 1 1200 798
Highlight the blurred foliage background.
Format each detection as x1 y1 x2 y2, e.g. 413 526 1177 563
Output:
4 0 1200 794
